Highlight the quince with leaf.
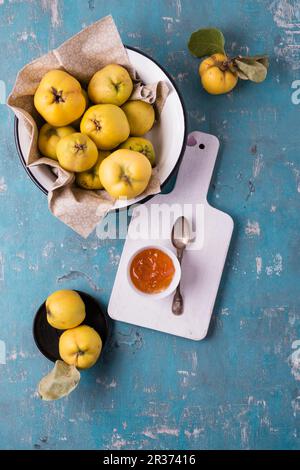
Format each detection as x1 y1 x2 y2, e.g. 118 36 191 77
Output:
188 28 269 95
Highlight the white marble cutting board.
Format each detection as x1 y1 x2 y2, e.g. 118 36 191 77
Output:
108 131 234 340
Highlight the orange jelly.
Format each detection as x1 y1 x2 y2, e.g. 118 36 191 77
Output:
130 248 175 294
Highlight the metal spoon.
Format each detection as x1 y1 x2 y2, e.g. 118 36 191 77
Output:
171 216 191 315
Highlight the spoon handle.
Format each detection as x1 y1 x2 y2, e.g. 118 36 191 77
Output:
172 248 184 315
172 285 183 315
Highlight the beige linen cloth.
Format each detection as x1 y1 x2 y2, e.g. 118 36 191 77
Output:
7 15 169 238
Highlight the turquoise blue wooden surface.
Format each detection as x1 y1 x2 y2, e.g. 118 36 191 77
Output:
0 0 299 450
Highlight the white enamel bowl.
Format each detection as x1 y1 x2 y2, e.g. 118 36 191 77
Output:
14 46 187 208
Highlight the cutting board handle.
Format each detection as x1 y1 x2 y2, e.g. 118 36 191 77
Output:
171 131 220 202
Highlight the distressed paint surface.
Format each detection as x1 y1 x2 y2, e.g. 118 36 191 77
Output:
0 0 299 450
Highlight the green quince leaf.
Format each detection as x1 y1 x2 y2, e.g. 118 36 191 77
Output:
188 28 225 58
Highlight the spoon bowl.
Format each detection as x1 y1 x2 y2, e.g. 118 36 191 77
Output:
171 216 192 250
171 216 192 315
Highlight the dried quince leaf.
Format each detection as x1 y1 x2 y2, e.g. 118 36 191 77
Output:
38 360 80 401
227 62 248 80
234 58 268 83
236 69 250 80
238 55 269 69
188 28 225 57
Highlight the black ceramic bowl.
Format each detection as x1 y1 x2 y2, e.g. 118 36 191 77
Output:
33 291 109 362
